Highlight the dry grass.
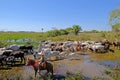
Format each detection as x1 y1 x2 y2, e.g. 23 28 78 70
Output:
0 67 23 80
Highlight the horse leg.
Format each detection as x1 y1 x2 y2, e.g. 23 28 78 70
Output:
34 69 38 77
51 69 53 76
46 68 53 77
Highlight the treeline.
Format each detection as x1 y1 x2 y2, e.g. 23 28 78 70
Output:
45 25 82 37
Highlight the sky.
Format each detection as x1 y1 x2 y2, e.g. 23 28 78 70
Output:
0 0 120 32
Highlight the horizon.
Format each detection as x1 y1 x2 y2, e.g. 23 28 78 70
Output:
0 0 120 32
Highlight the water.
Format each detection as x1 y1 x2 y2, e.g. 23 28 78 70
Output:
83 54 91 63
7 38 35 43
102 60 120 68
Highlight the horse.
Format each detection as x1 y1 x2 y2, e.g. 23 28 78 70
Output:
26 58 53 77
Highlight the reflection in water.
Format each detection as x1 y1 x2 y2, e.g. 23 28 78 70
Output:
7 38 37 43
102 60 120 68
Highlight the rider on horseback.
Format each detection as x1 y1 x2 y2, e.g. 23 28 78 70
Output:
40 53 47 69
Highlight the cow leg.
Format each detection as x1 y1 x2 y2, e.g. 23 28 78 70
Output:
23 57 25 65
20 57 23 64
0 60 3 67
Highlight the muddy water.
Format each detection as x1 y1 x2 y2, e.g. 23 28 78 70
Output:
1 53 117 80
54 53 111 79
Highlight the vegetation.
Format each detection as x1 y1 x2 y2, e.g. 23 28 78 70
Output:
1 31 120 80
0 31 120 48
109 8 120 32
72 25 82 35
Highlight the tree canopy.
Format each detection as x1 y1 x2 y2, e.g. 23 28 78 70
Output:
109 9 120 32
72 25 82 35
109 9 120 25
46 25 82 37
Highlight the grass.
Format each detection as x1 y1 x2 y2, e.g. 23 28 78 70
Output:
89 49 120 61
0 31 120 47
0 67 23 80
104 69 120 80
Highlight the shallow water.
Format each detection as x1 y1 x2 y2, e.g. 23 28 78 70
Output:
54 53 111 79
1 53 118 80
101 60 120 68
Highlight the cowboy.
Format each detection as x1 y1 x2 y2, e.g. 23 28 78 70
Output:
39 54 47 69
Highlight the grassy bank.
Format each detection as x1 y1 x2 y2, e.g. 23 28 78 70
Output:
0 31 120 46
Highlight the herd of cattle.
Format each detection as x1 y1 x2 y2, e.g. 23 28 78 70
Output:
0 40 120 67
35 40 120 59
0 45 33 67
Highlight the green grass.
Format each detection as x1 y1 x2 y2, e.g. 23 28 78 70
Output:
89 49 120 61
0 31 120 46
0 31 120 53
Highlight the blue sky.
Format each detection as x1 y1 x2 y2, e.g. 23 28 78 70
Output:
0 0 120 32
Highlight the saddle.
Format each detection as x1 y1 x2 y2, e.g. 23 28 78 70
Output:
41 62 46 69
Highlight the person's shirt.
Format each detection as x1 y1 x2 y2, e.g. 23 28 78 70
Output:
40 55 47 62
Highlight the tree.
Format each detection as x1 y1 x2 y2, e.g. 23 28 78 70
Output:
59 29 68 35
46 30 61 37
109 9 120 31
72 25 82 35
65 27 73 33
112 23 120 32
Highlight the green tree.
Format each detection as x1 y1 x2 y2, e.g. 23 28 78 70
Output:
65 27 73 33
59 29 68 35
72 25 82 35
46 30 61 37
109 9 120 31
112 23 120 32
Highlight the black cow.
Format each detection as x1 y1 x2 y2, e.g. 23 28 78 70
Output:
113 41 120 50
11 51 25 65
19 45 33 54
102 41 114 53
1 50 13 65
2 50 12 57
0 55 4 66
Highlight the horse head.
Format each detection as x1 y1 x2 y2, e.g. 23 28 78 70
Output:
26 58 40 77
26 58 39 68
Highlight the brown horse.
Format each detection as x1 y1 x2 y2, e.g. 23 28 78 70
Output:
26 59 53 77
